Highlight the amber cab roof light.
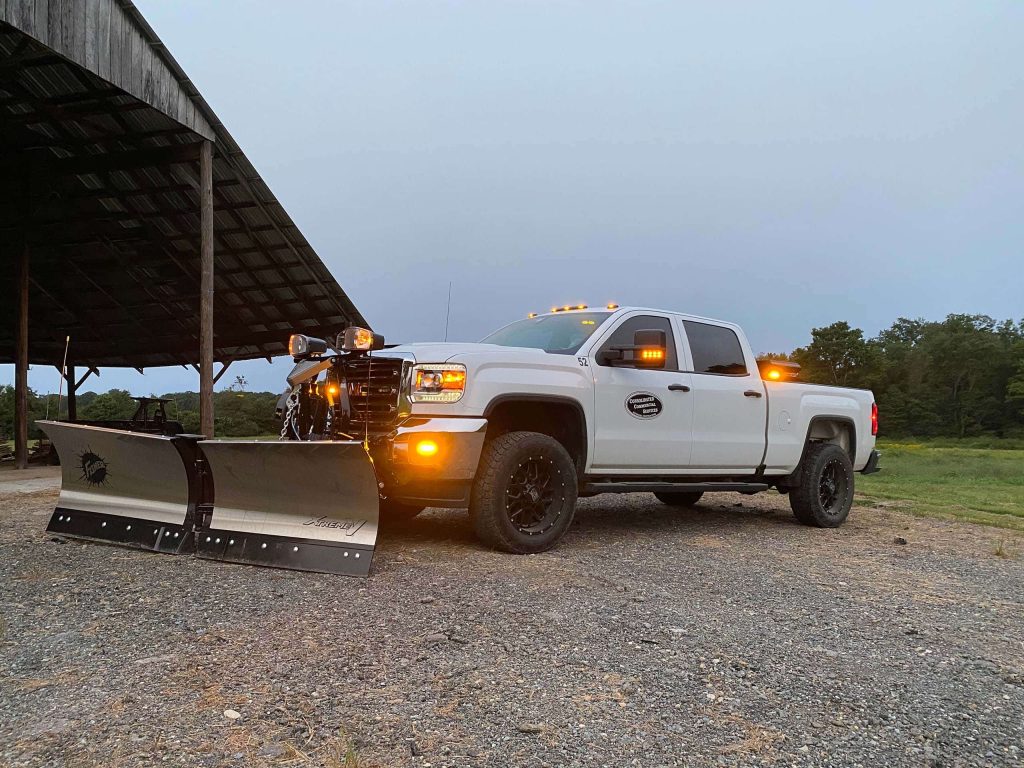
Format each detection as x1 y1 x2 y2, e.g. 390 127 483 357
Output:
756 359 801 382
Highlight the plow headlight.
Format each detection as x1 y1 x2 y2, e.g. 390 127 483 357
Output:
289 334 328 359
410 364 467 403
340 326 386 352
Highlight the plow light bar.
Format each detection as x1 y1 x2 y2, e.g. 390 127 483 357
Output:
289 334 329 359
340 326 386 352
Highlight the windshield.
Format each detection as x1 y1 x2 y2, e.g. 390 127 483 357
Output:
480 312 612 354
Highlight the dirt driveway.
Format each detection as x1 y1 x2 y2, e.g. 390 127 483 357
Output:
1 484 1021 767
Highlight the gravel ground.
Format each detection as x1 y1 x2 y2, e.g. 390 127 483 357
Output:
1 482 1022 767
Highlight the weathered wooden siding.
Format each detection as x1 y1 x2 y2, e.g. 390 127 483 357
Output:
0 0 214 139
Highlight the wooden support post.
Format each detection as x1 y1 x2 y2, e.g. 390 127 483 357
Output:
14 242 29 469
66 363 77 421
199 140 215 438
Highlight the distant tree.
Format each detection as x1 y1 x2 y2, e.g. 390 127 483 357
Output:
0 385 48 440
790 322 880 388
79 389 137 421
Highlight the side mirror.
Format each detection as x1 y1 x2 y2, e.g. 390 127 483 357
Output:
631 329 667 368
600 329 668 369
339 326 386 352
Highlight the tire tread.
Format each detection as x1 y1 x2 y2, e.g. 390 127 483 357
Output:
789 442 854 527
469 431 577 553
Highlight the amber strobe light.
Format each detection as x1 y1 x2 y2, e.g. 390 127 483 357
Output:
757 359 800 382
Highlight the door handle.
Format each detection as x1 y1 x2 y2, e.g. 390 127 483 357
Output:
743 390 763 398
667 384 690 392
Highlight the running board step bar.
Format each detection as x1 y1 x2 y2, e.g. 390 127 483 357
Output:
582 481 770 495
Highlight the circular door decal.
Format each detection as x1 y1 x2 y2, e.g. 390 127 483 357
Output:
625 391 663 419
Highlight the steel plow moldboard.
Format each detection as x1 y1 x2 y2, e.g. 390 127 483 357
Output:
195 440 380 576
39 421 202 554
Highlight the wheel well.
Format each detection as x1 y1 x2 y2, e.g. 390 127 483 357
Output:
806 418 855 461
484 398 587 472
775 417 855 491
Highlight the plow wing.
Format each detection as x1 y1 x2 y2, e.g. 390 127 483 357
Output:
193 440 380 576
40 423 382 576
39 421 202 554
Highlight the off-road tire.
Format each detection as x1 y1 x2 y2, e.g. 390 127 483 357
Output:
469 431 578 554
379 499 425 525
654 491 704 507
789 442 854 527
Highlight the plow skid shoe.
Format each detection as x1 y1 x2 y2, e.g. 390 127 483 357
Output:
195 441 380 576
38 421 201 554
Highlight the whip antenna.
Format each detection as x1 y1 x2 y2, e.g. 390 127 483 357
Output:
56 335 70 421
364 349 372 452
443 281 452 342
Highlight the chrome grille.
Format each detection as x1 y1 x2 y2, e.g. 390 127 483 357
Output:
343 356 405 431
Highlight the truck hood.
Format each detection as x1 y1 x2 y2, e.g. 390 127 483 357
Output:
382 342 550 363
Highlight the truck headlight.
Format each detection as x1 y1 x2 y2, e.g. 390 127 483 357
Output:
410 364 467 403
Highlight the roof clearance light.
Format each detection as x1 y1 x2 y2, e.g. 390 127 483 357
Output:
606 303 619 310
550 306 559 313
528 312 538 318
576 304 587 310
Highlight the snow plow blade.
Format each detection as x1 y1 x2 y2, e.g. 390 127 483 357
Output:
195 441 380 577
39 421 202 554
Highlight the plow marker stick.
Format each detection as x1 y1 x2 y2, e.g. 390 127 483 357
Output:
195 441 380 577
39 421 202 554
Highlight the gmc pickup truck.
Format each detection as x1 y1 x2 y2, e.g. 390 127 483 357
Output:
282 304 880 554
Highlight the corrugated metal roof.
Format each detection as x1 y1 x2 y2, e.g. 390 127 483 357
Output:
0 5 367 368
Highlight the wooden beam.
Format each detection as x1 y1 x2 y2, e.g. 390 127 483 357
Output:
213 359 233 385
15 241 29 469
199 140 215 438
36 143 203 177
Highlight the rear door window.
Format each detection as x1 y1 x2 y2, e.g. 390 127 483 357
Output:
682 321 748 375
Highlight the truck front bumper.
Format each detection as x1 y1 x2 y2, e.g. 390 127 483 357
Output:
861 449 881 474
378 417 488 507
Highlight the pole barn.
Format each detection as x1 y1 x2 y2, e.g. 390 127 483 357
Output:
0 1 366 467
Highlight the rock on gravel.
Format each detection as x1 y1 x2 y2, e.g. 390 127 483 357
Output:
1 484 1022 767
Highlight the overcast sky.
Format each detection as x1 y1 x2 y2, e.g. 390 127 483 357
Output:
7 0 1022 396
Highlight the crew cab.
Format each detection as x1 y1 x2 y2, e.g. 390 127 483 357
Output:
284 305 880 554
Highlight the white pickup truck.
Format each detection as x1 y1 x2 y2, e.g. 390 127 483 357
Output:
284 304 880 554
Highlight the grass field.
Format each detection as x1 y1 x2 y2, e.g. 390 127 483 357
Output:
858 441 1024 532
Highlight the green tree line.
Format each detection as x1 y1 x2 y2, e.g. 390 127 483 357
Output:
0 386 282 440
774 314 1024 438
